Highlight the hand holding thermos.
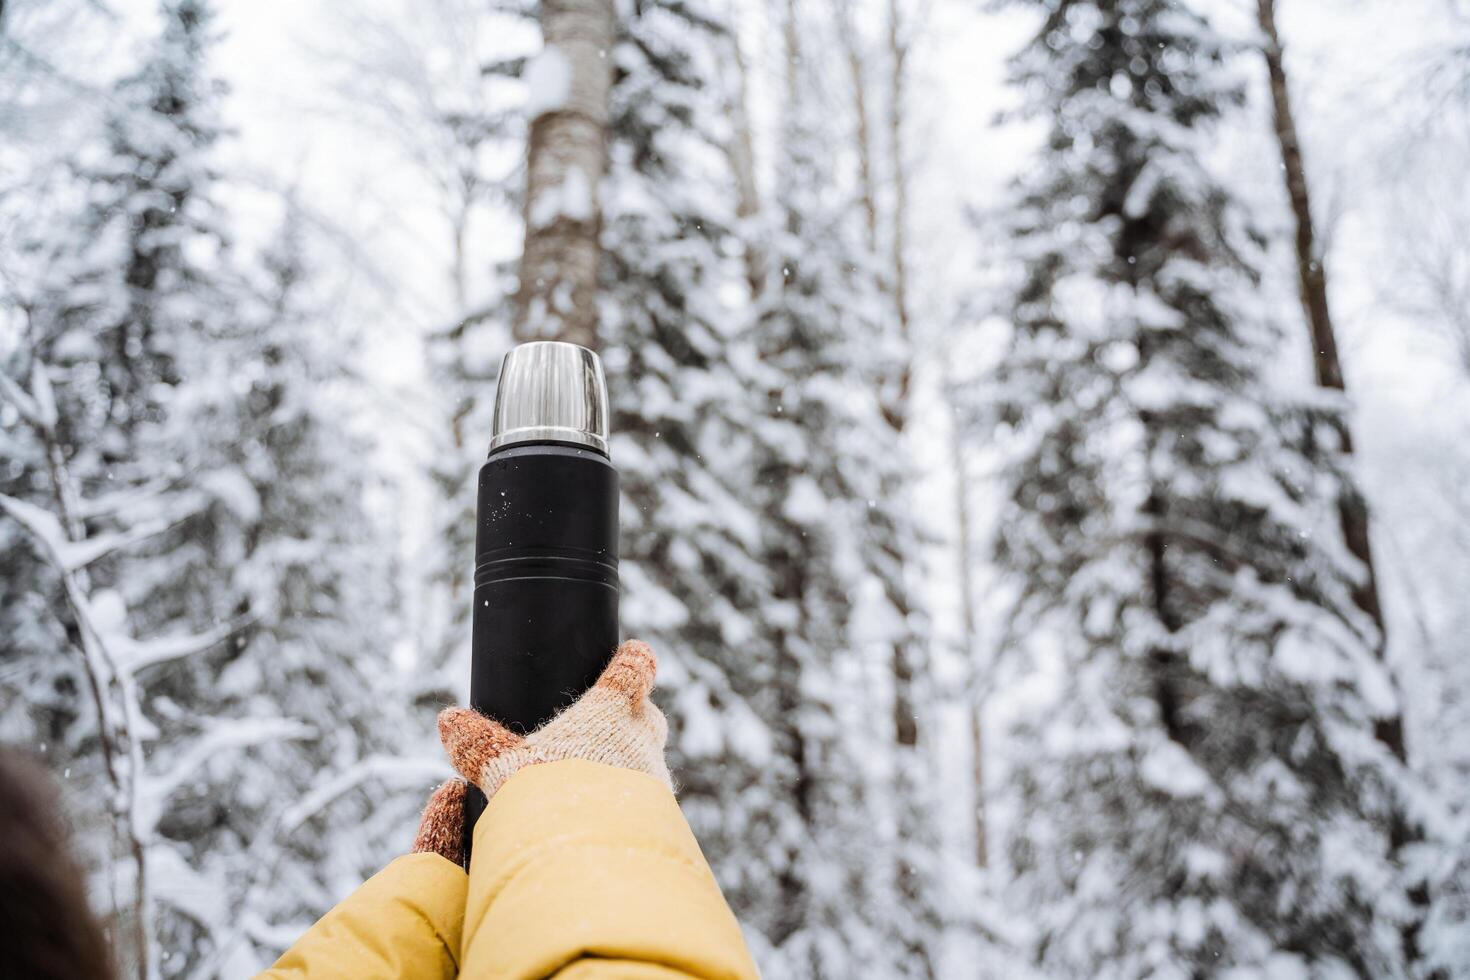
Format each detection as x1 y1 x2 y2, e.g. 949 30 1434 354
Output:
260 344 756 978
411 640 672 865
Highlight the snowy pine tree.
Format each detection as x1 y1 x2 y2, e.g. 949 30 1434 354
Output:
872 0 942 966
599 0 791 960
824 0 943 961
170 204 435 972
2 4 244 971
577 0 943 969
2 5 424 973
721 0 941 973
988 0 1423 974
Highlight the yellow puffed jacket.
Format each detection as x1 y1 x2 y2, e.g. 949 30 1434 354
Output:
258 759 758 979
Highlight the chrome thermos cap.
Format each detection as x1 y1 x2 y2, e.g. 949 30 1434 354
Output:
490 342 610 456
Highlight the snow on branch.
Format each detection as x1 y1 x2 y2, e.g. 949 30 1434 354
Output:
0 368 45 429
148 843 229 933
194 753 448 979
29 361 58 429
277 755 449 835
74 476 177 520
114 620 243 675
139 718 314 835
0 362 58 427
0 491 70 559
56 516 179 572
4 483 203 573
3 482 157 977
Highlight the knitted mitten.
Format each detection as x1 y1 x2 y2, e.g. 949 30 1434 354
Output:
410 778 469 865
438 639 672 801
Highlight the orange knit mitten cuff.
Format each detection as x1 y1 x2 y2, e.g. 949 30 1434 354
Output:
438 640 672 801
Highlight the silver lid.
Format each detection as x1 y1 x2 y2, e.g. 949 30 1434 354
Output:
490 341 610 455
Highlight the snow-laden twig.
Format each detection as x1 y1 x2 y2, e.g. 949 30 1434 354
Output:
276 754 447 835
0 491 69 560
137 718 314 836
147 843 227 933
0 366 44 426
28 359 59 429
1 493 155 979
196 753 448 978
0 494 121 783
59 515 183 572
75 476 178 520
113 620 244 676
0 365 157 980
0 362 59 428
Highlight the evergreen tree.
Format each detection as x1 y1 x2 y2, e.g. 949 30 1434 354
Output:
171 204 429 971
730 0 939 973
2 4 241 970
989 0 1420 974
598 0 793 962
872 0 941 966
598 0 943 970
2 5 420 973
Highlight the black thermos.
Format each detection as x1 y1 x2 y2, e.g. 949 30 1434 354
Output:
460 342 619 865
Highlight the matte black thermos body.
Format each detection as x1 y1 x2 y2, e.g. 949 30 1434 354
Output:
469 445 619 732
461 342 620 865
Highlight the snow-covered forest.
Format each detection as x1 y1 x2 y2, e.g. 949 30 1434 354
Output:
2 0 1468 975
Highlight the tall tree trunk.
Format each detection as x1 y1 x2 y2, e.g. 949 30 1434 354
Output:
834 0 878 253
451 203 470 315
883 4 935 973
1257 0 1389 676
882 0 918 758
515 0 613 347
769 0 814 953
885 0 913 415
721 28 765 299
1257 2 1430 969
1258 0 1408 758
969 697 986 867
949 399 986 868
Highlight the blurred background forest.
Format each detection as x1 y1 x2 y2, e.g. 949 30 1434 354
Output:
2 0 1469 976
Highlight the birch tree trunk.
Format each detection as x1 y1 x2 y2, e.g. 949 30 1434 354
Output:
515 0 614 347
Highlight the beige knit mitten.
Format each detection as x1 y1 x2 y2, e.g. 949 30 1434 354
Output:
437 639 672 804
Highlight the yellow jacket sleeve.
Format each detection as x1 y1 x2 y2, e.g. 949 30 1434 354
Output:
462 758 759 980
257 852 467 980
